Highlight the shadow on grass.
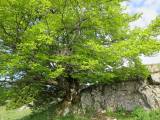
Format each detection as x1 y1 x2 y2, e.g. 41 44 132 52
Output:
16 105 90 120
16 109 88 120
16 105 57 120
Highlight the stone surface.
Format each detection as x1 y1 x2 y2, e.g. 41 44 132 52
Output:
75 64 160 112
139 84 160 109
150 73 160 84
147 64 160 84
80 80 160 112
147 64 160 73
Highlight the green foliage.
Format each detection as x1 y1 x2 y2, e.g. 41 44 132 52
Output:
0 0 160 108
132 107 150 120
0 86 8 105
7 84 40 109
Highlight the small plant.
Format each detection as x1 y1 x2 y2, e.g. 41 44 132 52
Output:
132 107 150 120
116 106 126 114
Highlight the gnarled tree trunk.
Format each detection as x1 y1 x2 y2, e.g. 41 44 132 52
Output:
57 75 80 116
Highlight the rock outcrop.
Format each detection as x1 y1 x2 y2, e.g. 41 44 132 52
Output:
147 64 160 84
79 64 160 112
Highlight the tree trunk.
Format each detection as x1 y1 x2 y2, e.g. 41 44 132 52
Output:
57 76 80 116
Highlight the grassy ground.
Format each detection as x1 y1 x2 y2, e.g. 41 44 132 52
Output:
106 107 160 120
0 106 90 120
1 106 160 120
0 106 31 120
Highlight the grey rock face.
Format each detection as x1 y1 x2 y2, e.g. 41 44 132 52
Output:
150 73 160 84
78 64 160 112
147 64 160 73
80 80 160 112
147 64 160 84
139 84 160 109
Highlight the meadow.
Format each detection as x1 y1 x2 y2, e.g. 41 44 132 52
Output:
1 106 160 120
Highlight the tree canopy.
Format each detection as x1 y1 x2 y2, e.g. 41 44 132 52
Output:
0 0 160 108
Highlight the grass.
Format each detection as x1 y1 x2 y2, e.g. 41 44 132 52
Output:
106 107 160 120
1 105 160 120
0 105 90 120
0 106 31 120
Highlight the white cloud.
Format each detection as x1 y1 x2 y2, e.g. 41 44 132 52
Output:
130 7 158 28
123 0 160 64
140 53 160 65
124 0 160 28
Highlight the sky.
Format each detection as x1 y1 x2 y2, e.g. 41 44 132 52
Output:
124 0 160 64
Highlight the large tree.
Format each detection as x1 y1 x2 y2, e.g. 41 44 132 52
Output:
0 0 160 110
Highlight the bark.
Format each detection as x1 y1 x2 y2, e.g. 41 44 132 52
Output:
56 75 80 116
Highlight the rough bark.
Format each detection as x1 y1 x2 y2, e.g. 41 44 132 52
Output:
56 76 80 116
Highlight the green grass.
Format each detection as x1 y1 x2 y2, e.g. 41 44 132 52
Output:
0 106 31 120
1 105 160 120
0 106 90 120
106 107 160 120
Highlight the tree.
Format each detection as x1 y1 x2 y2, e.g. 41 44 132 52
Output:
0 0 160 110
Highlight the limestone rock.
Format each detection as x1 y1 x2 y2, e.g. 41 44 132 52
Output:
147 64 160 84
150 73 160 84
77 64 160 112
80 80 160 112
139 85 160 109
147 64 160 73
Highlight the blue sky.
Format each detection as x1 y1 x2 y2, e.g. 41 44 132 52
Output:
123 0 160 28
123 0 160 64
